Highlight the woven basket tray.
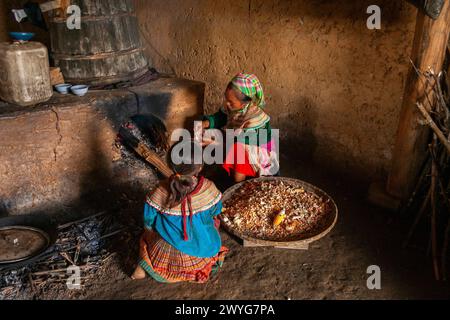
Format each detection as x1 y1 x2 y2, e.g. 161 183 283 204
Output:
219 177 338 249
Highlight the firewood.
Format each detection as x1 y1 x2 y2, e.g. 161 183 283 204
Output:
417 102 450 154
118 127 174 178
388 0 450 198
442 205 450 281
59 252 75 266
403 187 432 249
64 228 125 252
57 211 107 230
31 264 95 277
430 140 441 280
400 154 431 217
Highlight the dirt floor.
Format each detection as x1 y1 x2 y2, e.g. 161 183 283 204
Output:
28 152 450 300
24 153 450 300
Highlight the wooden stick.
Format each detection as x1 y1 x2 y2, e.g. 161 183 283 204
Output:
32 265 90 276
429 147 450 281
136 142 174 178
74 244 80 265
57 211 107 230
430 139 441 281
442 223 450 281
64 229 125 252
59 252 75 266
417 102 450 154
118 126 173 178
441 180 450 281
429 146 450 208
400 154 431 216
403 187 432 248
427 232 432 257
432 72 449 123
28 273 37 297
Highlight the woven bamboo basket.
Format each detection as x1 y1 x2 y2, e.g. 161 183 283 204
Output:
220 177 338 250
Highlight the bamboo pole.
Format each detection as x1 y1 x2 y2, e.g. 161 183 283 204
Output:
387 0 450 199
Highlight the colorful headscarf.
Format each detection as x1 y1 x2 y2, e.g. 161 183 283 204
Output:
231 73 266 109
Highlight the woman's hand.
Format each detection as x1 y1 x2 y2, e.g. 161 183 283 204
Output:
196 120 216 146
202 120 210 129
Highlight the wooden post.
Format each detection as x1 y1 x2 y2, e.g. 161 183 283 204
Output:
387 0 450 199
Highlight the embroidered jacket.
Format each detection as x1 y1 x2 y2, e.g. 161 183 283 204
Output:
144 177 223 258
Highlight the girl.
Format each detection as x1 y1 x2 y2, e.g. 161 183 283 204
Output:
202 73 278 183
132 141 228 283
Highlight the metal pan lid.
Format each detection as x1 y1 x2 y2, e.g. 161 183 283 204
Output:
0 226 50 265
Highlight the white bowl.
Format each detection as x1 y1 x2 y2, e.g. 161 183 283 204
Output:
71 85 89 97
54 84 72 94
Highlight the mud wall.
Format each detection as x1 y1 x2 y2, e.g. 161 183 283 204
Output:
134 0 418 180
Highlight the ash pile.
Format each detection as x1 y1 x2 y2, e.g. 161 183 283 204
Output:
0 212 128 300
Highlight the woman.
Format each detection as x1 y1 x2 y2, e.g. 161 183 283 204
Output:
202 73 279 183
132 141 228 283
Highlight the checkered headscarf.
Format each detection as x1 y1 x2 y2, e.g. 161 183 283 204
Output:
231 73 266 109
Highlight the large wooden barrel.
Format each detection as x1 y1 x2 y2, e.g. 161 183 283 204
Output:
49 0 149 85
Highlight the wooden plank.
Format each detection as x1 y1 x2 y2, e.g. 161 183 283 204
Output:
276 244 309 250
387 0 450 199
243 239 309 250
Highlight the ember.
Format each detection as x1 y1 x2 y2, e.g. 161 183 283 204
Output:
222 180 334 241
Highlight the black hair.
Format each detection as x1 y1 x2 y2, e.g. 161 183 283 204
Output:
166 141 204 208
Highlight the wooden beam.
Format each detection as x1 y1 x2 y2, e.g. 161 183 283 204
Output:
387 0 450 199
